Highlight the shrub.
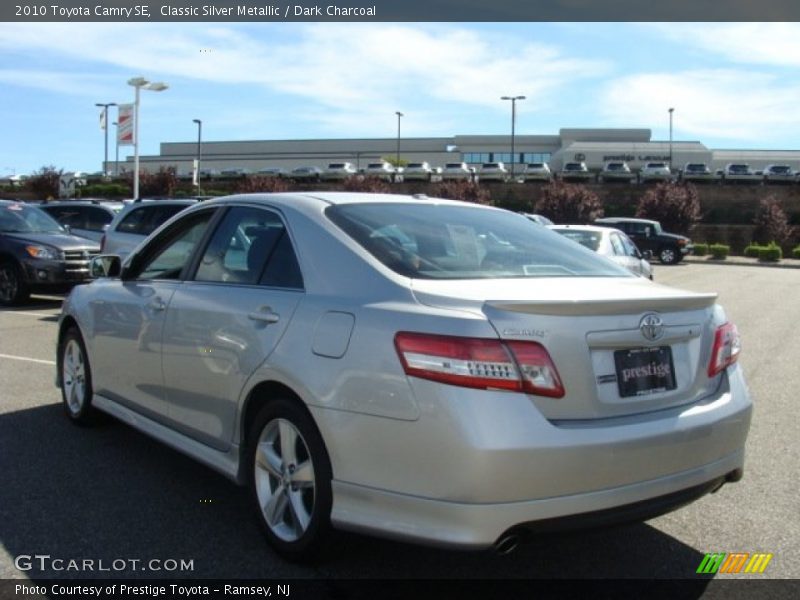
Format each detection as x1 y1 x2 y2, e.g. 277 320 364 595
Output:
793 246 800 259
127 166 178 198
533 181 603 223
635 182 701 236
234 175 290 194
752 196 794 247
743 244 763 258
757 242 782 262
341 176 392 194
708 244 729 260
693 243 709 256
79 183 129 198
432 179 492 205
25 165 62 199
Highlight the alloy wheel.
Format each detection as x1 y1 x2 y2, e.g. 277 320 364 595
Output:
62 339 87 415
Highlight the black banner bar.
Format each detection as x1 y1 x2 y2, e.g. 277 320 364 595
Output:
3 0 800 22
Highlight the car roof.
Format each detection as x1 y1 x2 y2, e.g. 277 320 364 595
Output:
595 217 656 224
549 224 615 234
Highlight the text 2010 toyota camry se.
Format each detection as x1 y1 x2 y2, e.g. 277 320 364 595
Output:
56 193 752 561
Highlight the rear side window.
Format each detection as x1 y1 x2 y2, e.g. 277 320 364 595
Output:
327 203 630 280
117 207 149 233
117 204 189 236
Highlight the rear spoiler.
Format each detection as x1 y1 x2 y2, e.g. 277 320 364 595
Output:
487 293 717 317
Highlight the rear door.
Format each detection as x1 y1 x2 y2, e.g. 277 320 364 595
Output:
160 205 305 449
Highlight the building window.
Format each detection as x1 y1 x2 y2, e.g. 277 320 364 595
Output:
522 152 552 164
463 152 491 164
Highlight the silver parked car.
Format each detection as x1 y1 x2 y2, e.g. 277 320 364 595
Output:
549 224 653 279
57 192 752 562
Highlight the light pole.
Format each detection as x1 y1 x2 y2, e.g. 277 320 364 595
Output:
95 102 117 176
112 121 120 176
395 111 403 167
193 119 202 192
128 76 168 199
501 95 525 178
668 107 674 170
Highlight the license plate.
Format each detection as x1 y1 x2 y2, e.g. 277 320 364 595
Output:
614 346 676 398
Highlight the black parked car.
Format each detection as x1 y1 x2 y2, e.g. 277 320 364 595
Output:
0 200 100 306
594 217 693 265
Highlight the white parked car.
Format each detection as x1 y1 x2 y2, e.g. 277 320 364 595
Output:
721 164 760 184
321 163 357 181
363 162 398 181
559 161 593 182
290 166 323 181
681 163 714 183
441 162 475 181
479 162 509 182
762 164 795 184
549 224 653 279
521 163 552 182
256 167 287 178
403 162 435 181
638 162 672 183
599 162 635 183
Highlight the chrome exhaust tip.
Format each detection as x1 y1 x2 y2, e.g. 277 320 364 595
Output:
493 533 520 555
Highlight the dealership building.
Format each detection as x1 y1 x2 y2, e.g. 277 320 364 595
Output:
119 128 800 175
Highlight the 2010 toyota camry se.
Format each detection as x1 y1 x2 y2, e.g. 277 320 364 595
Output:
56 192 752 561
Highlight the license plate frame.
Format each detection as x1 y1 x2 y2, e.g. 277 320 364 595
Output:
614 346 677 398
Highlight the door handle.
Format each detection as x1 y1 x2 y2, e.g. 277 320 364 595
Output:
248 307 280 324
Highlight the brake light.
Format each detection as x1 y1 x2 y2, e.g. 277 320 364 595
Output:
100 234 106 252
707 322 741 377
394 332 564 398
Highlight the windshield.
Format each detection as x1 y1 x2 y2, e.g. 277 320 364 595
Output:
327 203 631 280
0 203 65 234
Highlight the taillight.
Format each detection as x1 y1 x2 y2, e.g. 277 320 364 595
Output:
100 234 106 252
707 322 741 377
394 332 564 398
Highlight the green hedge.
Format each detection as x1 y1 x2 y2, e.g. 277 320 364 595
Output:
758 242 782 262
793 246 800 259
743 244 763 258
693 243 709 256
709 244 730 260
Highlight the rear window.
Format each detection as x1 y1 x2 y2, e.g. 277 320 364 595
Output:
527 163 544 168
326 203 631 280
646 162 665 168
686 164 706 170
445 163 464 168
328 163 346 169
564 163 584 170
367 163 385 169
552 229 602 251
407 163 424 168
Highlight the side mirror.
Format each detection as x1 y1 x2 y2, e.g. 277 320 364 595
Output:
642 250 653 261
63 224 72 234
91 255 122 278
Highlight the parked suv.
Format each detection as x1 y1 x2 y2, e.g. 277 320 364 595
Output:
102 199 197 260
638 162 672 183
559 161 593 182
762 164 795 184
681 163 714 183
0 200 100 305
39 200 123 242
598 161 635 183
594 217 693 264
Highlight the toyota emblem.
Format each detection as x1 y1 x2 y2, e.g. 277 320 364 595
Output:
639 313 664 341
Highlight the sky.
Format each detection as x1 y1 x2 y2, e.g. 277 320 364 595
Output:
2 21 800 175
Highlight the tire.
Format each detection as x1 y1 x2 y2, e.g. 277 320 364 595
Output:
0 261 30 307
248 398 334 563
59 327 95 425
658 246 680 265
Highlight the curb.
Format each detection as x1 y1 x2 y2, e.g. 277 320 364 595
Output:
683 256 800 270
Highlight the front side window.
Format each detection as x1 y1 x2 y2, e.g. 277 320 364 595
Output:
327 203 631 280
195 206 303 289
0 204 64 234
134 211 214 281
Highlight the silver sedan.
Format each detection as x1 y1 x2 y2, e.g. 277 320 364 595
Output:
56 193 752 562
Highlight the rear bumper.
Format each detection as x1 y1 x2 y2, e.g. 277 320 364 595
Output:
323 364 752 548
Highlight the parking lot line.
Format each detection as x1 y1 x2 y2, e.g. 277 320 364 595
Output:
0 353 56 366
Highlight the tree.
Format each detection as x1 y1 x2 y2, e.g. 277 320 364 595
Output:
132 166 179 197
752 195 794 246
234 175 291 194
26 165 62 199
431 179 492 205
533 181 603 223
382 156 408 168
635 182 701 235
